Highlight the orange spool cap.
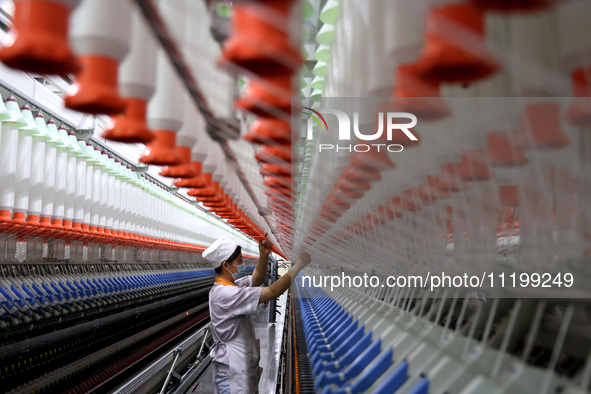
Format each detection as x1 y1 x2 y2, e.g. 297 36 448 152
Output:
401 189 422 212
437 163 470 192
244 118 292 145
470 0 561 13
459 149 493 181
518 102 570 149
0 0 80 75
425 175 451 199
160 146 197 179
175 162 206 188
0 209 11 223
236 73 293 117
140 130 182 166
66 0 131 114
499 185 518 206
221 0 303 75
487 130 529 167
260 163 291 177
255 145 292 164
383 64 451 122
416 3 501 84
102 98 155 143
342 165 381 183
349 145 395 172
567 67 591 127
65 56 126 115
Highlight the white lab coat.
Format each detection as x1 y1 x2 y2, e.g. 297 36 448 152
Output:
209 275 263 393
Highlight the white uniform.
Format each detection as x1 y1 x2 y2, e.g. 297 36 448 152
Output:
209 275 263 394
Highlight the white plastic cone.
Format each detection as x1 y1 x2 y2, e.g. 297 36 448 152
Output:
13 105 38 223
67 0 132 114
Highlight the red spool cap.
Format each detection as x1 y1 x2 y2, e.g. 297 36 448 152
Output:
244 118 292 145
342 165 382 183
382 63 451 122
220 0 303 75
499 185 518 206
175 162 206 188
65 56 126 115
437 163 470 192
518 102 570 150
140 130 182 166
0 0 79 75
255 145 292 164
567 67 591 127
236 73 293 117
487 130 529 167
459 149 493 181
160 146 197 178
470 0 562 13
415 3 501 84
260 163 291 177
102 98 155 143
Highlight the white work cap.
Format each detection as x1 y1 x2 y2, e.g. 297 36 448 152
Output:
202 237 238 266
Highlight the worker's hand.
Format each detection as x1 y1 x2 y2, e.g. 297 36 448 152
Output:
295 253 311 268
259 234 272 256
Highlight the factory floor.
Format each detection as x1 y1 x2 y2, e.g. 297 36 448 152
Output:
188 291 288 394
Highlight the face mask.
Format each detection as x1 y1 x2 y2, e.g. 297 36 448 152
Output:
231 262 247 279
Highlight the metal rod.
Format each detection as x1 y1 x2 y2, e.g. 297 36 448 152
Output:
540 304 575 394
159 347 183 394
579 348 591 391
269 255 279 323
522 301 546 364
196 326 210 362
492 299 522 378
481 298 499 344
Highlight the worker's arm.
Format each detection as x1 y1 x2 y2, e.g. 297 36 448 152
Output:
252 236 273 287
259 253 310 304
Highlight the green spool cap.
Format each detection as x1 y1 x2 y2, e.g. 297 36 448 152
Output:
67 131 86 157
4 96 27 127
80 141 98 163
33 111 53 142
316 24 335 46
302 47 309 60
104 153 118 175
0 95 10 120
302 28 311 43
57 124 75 151
314 44 330 63
303 0 314 19
319 0 339 25
313 61 327 77
311 76 325 90
18 104 39 135
46 119 64 147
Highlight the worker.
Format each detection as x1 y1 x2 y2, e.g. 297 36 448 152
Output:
202 236 310 394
